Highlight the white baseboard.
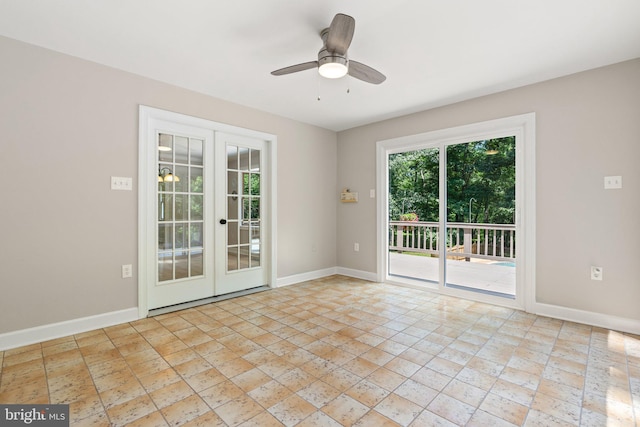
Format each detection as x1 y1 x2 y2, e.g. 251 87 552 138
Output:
533 302 640 335
0 308 139 351
335 267 378 282
276 267 379 288
276 267 338 287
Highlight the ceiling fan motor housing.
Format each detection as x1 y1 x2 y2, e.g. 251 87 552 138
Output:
318 47 348 68
318 27 348 77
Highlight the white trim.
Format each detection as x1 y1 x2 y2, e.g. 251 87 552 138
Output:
335 267 378 282
533 302 640 335
138 105 277 317
276 267 378 288
0 308 139 351
276 268 338 287
376 113 536 311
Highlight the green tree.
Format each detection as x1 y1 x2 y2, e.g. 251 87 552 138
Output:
389 137 515 225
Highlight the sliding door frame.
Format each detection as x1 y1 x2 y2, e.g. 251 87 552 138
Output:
376 113 536 311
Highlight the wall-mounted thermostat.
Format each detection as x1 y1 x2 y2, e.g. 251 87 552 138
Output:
341 189 358 203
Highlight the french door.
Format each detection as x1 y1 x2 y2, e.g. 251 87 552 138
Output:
378 114 535 310
139 107 273 313
214 133 267 295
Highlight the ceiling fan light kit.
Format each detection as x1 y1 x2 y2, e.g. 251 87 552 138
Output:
318 59 348 79
271 13 386 85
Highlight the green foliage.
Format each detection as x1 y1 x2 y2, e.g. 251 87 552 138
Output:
400 212 419 222
389 137 515 224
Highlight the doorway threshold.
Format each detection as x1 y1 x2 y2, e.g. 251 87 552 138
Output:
445 282 515 299
148 285 271 317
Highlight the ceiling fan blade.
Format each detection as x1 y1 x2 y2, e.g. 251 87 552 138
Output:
326 13 355 55
271 61 318 76
348 60 386 84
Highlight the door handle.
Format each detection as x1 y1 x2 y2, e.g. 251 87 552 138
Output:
219 219 227 225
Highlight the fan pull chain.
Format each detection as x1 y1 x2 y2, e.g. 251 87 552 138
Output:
347 75 351 94
317 74 321 101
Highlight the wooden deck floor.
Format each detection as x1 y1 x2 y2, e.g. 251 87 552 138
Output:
388 252 516 296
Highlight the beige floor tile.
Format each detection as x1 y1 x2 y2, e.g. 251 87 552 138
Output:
319 367 362 392
297 380 342 408
531 392 581 425
320 394 370 426
138 367 182 393
490 378 535 407
342 356 380 378
214 395 264 426
296 410 342 426
99 376 147 409
384 357 421 378
374 392 423 426
479 392 529 425
247 379 293 408
411 367 452 391
344 379 390 407
231 367 273 392
268 394 317 427
366 366 406 391
106 394 156 426
69 393 105 422
299 357 337 378
467 410 519 427
73 411 111 427
442 378 487 407
353 410 401 426
2 277 640 427
149 379 194 409
360 347 396 366
537 378 583 406
160 394 210 426
199 379 244 409
427 393 476 425
238 410 285 427
409 409 457 427
122 410 169 427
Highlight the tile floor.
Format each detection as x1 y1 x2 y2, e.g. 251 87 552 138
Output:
1 275 639 426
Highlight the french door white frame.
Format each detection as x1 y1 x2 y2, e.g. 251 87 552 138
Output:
376 113 536 311
138 106 277 318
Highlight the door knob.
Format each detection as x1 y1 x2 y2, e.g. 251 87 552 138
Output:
219 219 227 225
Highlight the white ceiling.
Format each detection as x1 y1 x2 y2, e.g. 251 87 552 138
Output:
1 1 639 131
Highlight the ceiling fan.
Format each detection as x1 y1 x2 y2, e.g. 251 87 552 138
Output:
271 13 386 85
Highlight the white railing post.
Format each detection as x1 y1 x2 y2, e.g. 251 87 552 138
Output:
464 227 472 262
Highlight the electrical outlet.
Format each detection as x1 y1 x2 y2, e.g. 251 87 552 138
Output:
354 243 360 252
604 176 622 189
590 266 602 281
122 264 133 278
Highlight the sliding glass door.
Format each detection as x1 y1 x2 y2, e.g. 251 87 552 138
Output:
381 113 533 309
444 138 516 298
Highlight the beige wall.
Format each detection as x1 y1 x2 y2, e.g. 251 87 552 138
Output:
2 33 638 337
0 36 337 334
337 58 640 322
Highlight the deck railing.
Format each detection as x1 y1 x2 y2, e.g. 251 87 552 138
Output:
389 221 515 262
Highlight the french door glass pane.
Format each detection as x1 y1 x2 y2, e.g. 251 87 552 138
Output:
157 133 205 282
226 145 261 272
445 137 516 297
388 148 439 283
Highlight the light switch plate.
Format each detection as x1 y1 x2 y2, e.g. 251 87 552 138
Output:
122 264 133 278
111 176 133 191
604 176 622 189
